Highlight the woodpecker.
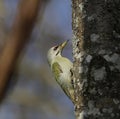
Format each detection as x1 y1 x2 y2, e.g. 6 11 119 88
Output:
47 41 74 103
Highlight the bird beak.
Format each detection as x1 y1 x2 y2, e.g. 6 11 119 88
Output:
59 40 69 52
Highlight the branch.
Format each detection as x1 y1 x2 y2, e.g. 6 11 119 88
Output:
0 0 42 102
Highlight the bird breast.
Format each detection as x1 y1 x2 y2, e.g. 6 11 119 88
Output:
55 57 73 87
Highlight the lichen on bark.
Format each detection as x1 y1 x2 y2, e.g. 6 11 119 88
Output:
72 0 120 119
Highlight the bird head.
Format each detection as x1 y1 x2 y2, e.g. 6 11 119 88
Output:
47 40 68 64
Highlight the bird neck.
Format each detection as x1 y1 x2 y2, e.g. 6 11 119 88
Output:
51 55 62 65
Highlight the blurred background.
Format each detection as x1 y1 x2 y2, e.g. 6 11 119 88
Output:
0 0 74 119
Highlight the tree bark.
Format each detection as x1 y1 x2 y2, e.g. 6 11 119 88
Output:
0 0 42 102
72 0 120 119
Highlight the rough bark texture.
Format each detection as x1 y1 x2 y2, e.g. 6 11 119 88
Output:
72 0 120 119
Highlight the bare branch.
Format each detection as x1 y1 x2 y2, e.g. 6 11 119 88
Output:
0 0 42 101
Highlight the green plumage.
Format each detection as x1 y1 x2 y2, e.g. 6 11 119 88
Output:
52 62 63 82
52 62 73 102
47 41 74 103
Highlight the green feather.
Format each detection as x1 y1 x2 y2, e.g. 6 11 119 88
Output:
52 62 74 103
52 62 63 82
52 62 71 98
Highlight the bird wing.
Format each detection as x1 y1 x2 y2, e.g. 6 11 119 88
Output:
52 62 70 97
52 62 63 82
52 62 74 103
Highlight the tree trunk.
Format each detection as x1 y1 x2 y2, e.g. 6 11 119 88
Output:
72 0 120 119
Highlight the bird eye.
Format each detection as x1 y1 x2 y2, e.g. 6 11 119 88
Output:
53 46 58 51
